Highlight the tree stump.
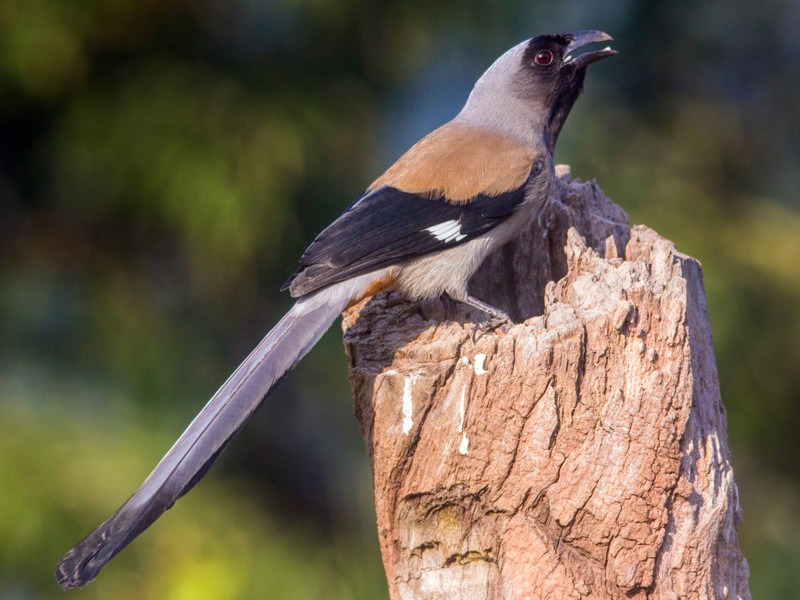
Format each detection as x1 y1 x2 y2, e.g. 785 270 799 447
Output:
342 166 750 600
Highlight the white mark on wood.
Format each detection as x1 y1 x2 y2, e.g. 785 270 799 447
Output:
458 388 466 433
707 430 723 466
473 353 488 375
402 375 416 434
458 387 469 455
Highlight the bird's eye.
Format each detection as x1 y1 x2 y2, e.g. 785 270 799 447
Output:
534 50 554 66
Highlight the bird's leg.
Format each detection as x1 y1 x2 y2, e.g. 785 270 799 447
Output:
453 294 514 340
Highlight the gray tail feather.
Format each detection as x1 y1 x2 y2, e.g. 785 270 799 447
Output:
56 294 345 589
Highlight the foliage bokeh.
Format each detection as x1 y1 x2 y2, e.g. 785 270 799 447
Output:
1 1 798 598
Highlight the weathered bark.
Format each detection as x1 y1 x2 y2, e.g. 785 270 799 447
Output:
342 166 750 600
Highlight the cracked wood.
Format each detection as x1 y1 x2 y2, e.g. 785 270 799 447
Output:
342 166 750 600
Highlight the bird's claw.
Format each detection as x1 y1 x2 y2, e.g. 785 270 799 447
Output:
471 316 510 342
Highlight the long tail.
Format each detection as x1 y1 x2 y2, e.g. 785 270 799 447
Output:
56 292 347 589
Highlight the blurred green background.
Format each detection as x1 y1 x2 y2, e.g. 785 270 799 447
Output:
1 1 798 598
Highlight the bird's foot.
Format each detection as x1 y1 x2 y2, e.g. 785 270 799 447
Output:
449 293 514 342
471 315 512 342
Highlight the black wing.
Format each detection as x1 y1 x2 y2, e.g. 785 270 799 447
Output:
283 164 542 297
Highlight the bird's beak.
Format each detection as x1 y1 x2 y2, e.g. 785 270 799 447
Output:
563 30 617 68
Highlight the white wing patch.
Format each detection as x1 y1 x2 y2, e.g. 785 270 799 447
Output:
425 219 466 243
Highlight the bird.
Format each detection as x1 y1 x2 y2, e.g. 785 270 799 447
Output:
56 30 616 589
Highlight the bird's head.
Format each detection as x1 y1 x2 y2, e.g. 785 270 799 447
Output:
459 30 616 150
519 31 616 94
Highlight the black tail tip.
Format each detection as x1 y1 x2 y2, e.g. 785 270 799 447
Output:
55 546 101 590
